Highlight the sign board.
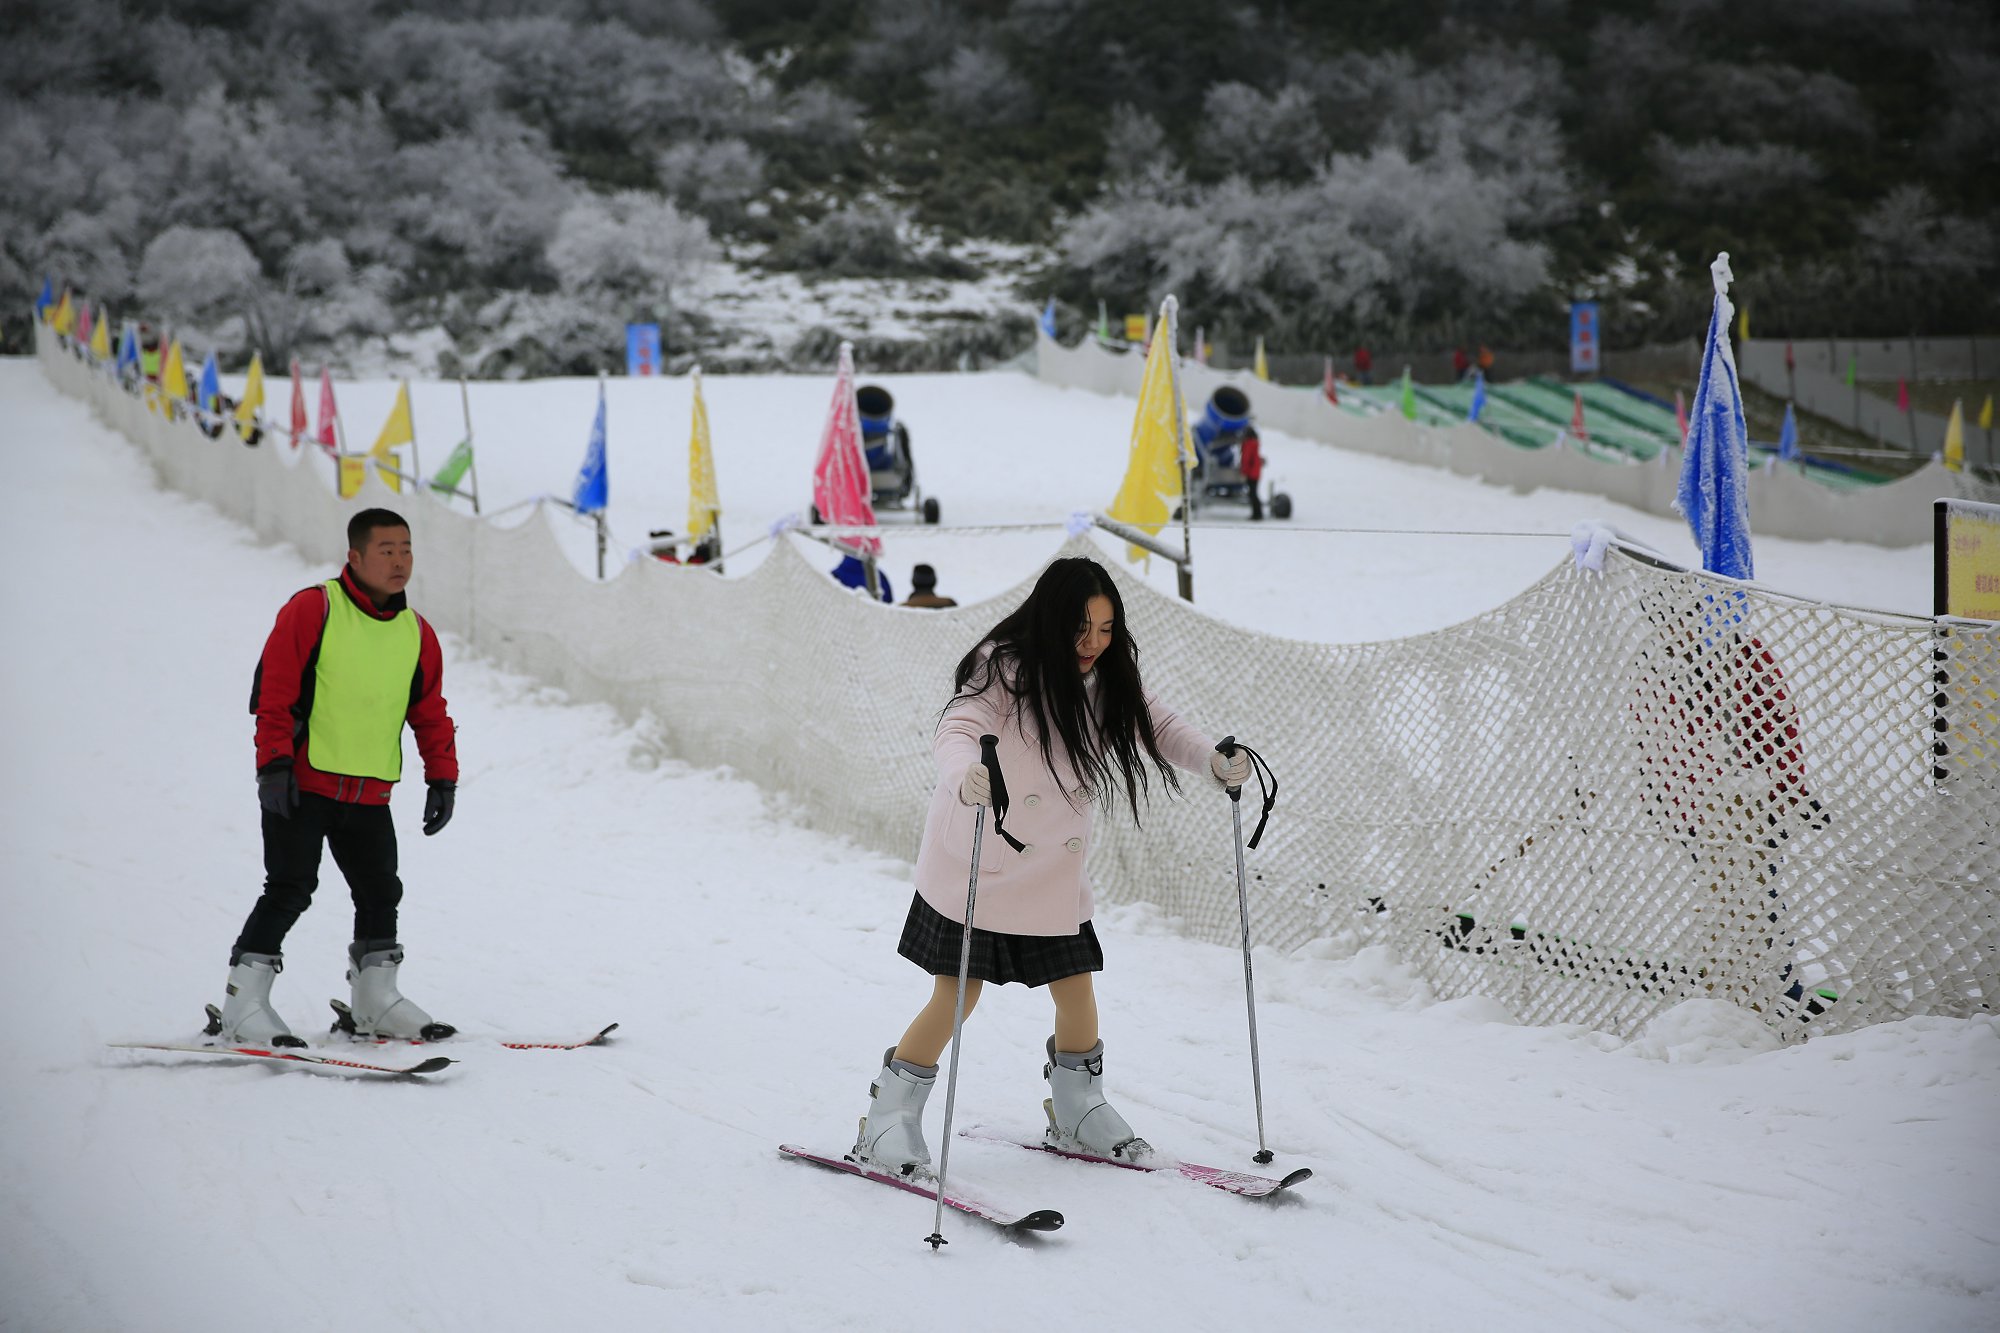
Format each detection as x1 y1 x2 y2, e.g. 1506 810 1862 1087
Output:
1569 302 1600 374
625 323 662 377
1123 314 1149 343
1935 498 2000 619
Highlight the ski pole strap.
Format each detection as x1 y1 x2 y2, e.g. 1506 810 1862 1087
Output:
1215 737 1278 850
980 734 1026 853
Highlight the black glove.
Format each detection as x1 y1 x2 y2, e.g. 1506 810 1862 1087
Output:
422 781 456 836
258 760 298 819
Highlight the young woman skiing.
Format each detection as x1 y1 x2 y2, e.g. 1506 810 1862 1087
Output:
853 555 1252 1175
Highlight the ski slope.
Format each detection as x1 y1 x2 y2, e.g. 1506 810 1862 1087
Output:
2 359 1992 1333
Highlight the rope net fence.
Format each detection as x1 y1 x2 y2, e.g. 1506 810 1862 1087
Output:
40 338 1998 1042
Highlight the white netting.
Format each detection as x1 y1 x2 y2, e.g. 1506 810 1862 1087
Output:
41 339 1999 1041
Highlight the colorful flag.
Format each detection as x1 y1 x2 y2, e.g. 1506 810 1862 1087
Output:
236 353 265 434
1398 366 1416 421
198 351 222 412
77 301 94 346
1980 395 1994 430
810 343 879 555
1322 356 1339 405
117 324 139 375
338 456 367 499
1253 338 1269 382
50 290 75 336
161 339 189 402
1784 340 1794 371
1467 370 1487 423
1943 399 1965 472
687 366 720 546
288 360 307 449
1897 378 1910 413
1194 326 1208 366
1570 391 1590 443
1844 354 1856 387
1777 401 1800 462
573 382 608 516
1676 253 1754 581
1106 296 1188 562
1039 297 1057 341
88 311 111 361
1096 301 1110 344
316 368 339 452
368 381 413 492
34 276 53 317
1674 389 1689 443
1737 301 1749 343
429 439 475 496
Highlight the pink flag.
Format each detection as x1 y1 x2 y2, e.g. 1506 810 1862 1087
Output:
1897 378 1910 413
1674 389 1688 442
288 358 308 449
316 367 339 452
77 302 94 344
1570 391 1590 443
810 342 880 557
1322 356 1339 405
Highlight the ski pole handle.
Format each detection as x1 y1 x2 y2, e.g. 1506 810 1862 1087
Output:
1216 735 1244 803
979 734 1026 852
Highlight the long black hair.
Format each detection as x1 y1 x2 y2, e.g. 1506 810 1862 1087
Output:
949 556 1179 822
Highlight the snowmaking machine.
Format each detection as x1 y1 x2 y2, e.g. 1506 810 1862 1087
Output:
857 384 940 524
1186 385 1292 520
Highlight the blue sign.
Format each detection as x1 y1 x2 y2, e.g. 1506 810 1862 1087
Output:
625 323 662 377
1569 302 1600 374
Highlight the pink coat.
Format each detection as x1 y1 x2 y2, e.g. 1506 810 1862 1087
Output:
912 667 1215 936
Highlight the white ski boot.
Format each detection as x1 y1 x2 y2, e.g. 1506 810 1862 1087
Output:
850 1047 938 1178
338 941 455 1041
208 952 306 1048
1043 1037 1151 1161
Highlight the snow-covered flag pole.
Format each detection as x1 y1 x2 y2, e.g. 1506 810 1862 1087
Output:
809 341 880 558
1674 252 1754 581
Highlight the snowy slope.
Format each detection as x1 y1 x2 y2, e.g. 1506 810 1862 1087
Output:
3 360 1994 1333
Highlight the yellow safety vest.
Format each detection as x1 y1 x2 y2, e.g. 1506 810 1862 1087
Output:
307 580 419 781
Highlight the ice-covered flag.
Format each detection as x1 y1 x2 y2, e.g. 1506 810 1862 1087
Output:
1675 252 1754 581
1253 338 1269 382
88 310 111 361
117 323 139 375
1467 370 1486 423
287 360 307 449
687 366 720 545
1039 297 1057 341
316 368 339 452
1322 356 1339 405
1943 399 1965 472
1777 402 1800 462
236 353 265 432
1398 366 1416 421
1106 295 1188 563
809 342 879 556
198 351 221 412
573 381 608 516
369 381 413 492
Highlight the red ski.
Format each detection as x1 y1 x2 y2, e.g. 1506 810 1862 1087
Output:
779 1144 1064 1233
962 1128 1310 1198
109 1040 453 1077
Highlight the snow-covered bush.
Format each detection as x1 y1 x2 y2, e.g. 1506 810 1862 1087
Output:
546 190 715 313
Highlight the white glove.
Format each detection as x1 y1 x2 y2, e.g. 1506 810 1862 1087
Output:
958 763 992 807
1211 749 1252 789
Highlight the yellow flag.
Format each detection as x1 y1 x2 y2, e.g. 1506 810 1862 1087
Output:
687 367 720 545
236 353 265 430
1943 399 1965 472
89 312 111 360
1737 302 1749 342
1981 395 1994 430
1106 298 1187 561
162 339 189 401
368 381 412 492
338 456 368 499
1254 337 1269 382
50 291 74 336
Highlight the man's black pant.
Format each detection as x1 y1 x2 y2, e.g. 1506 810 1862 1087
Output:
234 793 403 959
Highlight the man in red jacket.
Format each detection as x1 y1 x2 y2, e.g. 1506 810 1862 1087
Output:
211 508 460 1046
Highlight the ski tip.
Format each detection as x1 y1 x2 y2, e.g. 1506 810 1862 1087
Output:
588 1022 620 1044
1012 1209 1065 1232
408 1056 456 1075
1278 1167 1313 1189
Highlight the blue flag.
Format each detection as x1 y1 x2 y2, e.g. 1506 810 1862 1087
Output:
1675 255 1753 581
198 351 222 411
1467 369 1487 423
1776 401 1799 462
35 276 54 316
117 324 139 373
1040 297 1058 340
573 385 608 515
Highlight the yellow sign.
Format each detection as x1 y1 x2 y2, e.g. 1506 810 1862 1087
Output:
1940 499 2000 620
1123 314 1148 343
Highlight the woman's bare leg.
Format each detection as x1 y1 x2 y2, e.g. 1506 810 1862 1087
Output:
1047 972 1100 1053
893 974 983 1066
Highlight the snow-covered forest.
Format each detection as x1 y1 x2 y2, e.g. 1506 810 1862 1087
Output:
4 0 1995 373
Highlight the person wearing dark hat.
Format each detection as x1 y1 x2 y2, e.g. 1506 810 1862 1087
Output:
903 563 957 609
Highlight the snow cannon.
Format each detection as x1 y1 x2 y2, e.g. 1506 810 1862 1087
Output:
1182 385 1292 522
854 383 940 525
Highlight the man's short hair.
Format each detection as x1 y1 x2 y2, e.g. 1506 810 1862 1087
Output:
348 508 410 552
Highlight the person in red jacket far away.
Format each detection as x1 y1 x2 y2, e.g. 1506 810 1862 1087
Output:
211 508 461 1048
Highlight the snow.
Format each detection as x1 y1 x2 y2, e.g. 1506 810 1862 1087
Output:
4 358 1993 1332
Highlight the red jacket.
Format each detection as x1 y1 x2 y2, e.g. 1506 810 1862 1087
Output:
250 566 458 804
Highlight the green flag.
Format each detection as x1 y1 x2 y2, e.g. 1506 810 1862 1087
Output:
1844 354 1856 387
429 438 474 495
1097 300 1110 343
1399 366 1417 420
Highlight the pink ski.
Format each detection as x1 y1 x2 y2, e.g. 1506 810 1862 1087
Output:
962 1128 1310 1198
779 1144 1063 1232
110 1040 453 1077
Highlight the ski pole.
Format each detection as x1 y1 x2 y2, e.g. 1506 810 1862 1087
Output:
927 734 1004 1250
1217 736 1274 1164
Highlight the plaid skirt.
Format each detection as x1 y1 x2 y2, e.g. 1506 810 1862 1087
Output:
896 893 1104 988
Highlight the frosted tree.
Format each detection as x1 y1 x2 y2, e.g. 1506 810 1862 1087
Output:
546 189 715 315
136 225 260 324
924 46 1035 131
